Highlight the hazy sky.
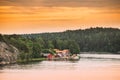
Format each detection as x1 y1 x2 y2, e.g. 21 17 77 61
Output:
0 0 120 34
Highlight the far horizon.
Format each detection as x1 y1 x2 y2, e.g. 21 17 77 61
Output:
0 26 119 35
0 26 120 35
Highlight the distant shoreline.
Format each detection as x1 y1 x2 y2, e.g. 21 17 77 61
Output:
80 52 120 54
80 53 120 60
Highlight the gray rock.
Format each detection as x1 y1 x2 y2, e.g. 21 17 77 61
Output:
0 42 19 65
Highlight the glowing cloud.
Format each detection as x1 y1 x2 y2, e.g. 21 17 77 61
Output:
0 0 120 34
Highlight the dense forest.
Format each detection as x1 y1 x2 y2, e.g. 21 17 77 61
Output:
0 27 120 60
23 27 120 52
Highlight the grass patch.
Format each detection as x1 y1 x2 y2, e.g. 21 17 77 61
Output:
17 58 46 63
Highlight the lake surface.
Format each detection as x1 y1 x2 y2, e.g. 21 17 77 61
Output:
0 54 120 80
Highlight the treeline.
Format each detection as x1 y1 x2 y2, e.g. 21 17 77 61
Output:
23 27 120 53
0 32 80 61
0 27 120 61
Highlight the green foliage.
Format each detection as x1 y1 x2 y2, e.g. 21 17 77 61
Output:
0 34 4 42
68 40 80 54
1 27 120 62
49 49 56 55
42 49 50 53
32 43 42 58
25 27 119 53
18 52 32 62
42 49 56 55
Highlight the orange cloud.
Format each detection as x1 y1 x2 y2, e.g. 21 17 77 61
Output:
0 6 120 34
0 6 120 23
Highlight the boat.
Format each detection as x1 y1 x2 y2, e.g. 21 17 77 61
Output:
69 56 80 61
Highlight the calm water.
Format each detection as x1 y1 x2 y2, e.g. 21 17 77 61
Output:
0 54 120 80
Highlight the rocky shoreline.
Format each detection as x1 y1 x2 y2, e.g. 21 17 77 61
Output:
0 42 19 65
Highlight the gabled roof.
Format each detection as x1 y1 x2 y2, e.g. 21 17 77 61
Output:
54 49 70 54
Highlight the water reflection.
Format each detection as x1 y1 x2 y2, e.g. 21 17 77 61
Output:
80 54 120 60
0 54 120 80
1 58 120 70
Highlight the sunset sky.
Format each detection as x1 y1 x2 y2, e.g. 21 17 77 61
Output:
0 0 120 34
